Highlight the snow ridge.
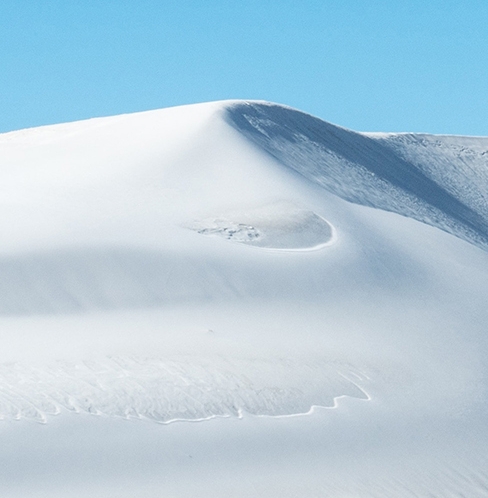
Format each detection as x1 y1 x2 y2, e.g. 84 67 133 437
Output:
226 101 488 249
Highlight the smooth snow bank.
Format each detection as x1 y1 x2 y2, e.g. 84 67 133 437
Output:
1 100 488 496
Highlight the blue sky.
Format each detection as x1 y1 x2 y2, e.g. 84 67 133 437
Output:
1 1 487 134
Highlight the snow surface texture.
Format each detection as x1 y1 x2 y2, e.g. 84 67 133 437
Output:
189 201 335 250
1 100 488 497
0 355 368 423
226 101 488 249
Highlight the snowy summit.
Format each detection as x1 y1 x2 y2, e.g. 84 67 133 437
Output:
1 100 488 497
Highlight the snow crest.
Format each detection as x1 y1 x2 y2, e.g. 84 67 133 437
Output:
226 101 488 249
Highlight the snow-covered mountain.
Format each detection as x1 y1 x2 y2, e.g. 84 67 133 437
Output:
1 100 488 497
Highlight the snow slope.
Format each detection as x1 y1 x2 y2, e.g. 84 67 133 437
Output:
1 100 488 496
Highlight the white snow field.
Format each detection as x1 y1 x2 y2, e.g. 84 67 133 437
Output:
1 100 488 497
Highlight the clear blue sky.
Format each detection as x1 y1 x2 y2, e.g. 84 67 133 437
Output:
1 0 487 135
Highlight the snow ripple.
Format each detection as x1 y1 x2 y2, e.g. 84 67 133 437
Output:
0 356 369 423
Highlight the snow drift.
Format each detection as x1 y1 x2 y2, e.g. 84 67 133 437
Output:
1 100 488 497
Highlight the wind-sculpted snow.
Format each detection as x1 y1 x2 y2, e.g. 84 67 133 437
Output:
372 132 488 222
189 202 335 250
0 355 369 423
2 100 488 497
226 102 488 249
